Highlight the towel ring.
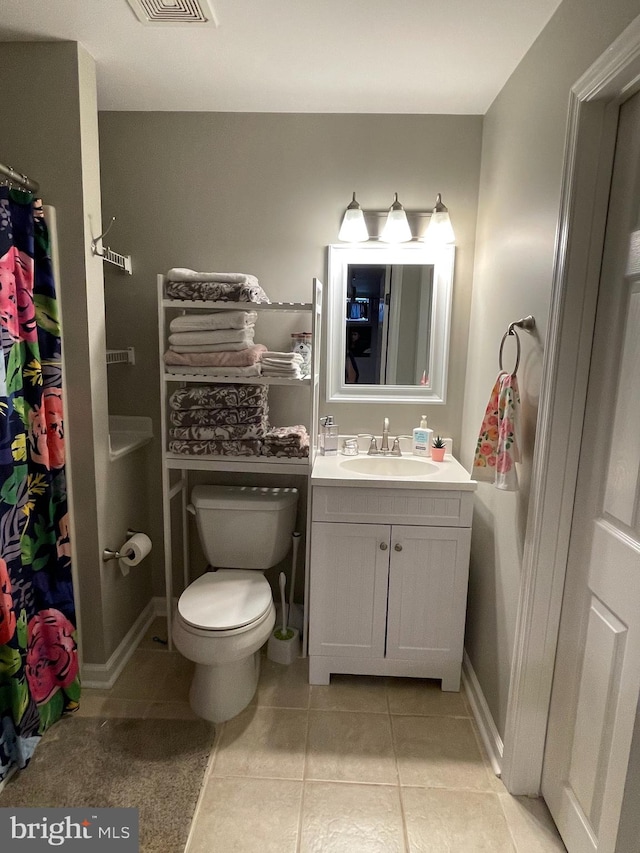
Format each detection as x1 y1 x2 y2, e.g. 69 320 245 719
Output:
498 316 535 375
499 327 521 375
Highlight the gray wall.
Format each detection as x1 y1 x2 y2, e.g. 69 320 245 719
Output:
459 0 640 739
0 42 154 665
98 112 483 598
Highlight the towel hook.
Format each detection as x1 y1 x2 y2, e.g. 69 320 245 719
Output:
499 315 536 375
91 216 116 258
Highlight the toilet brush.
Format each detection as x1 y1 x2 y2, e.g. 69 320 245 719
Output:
267 572 300 665
288 532 303 632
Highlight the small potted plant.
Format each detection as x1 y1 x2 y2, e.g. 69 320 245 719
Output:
431 435 446 462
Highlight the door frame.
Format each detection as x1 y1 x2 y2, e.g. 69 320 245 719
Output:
501 14 640 795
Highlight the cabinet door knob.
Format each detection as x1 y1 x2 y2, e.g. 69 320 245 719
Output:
379 542 388 551
394 543 403 552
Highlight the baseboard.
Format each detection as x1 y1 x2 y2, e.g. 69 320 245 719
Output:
462 649 503 777
81 600 156 689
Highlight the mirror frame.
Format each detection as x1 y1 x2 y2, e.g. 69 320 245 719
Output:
326 243 455 403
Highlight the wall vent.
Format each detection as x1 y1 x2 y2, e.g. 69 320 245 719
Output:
126 0 217 26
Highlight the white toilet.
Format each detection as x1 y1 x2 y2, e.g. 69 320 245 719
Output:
172 484 298 723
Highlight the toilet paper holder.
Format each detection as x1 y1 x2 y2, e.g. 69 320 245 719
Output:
102 529 141 562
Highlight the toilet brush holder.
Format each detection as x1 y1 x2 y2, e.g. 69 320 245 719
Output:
267 627 300 665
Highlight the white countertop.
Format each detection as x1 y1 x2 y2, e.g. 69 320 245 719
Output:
311 450 477 491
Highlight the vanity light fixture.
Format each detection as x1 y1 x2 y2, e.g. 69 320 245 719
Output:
422 193 456 247
380 193 412 243
338 192 369 243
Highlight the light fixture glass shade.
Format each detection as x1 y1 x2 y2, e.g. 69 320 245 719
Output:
380 193 412 243
338 192 369 242
422 193 455 246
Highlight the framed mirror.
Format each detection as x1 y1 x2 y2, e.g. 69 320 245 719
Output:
326 243 455 403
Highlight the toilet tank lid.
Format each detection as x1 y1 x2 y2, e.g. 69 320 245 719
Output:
178 570 273 630
191 485 298 511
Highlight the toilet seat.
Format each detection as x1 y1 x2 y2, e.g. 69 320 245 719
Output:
178 570 273 632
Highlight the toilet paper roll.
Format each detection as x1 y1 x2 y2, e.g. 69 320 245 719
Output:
118 532 152 576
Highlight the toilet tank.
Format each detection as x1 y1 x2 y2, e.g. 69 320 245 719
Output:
190 485 299 569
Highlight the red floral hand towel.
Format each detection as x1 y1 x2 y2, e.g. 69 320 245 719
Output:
473 371 521 491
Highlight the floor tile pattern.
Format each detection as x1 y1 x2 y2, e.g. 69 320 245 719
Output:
79 619 566 852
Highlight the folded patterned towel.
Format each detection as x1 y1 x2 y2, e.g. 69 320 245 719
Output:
168 328 255 347
167 268 254 284
170 406 267 427
164 364 263 378
169 422 268 441
169 384 269 411
168 439 262 457
262 425 310 448
169 311 257 332
164 345 266 369
166 280 270 304
170 341 253 353
261 444 309 459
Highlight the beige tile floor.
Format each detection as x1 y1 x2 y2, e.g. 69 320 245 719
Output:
80 619 566 852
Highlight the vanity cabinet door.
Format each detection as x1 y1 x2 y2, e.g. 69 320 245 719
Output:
386 525 471 663
308 521 390 659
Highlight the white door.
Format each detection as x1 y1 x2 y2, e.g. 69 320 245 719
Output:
541 89 640 852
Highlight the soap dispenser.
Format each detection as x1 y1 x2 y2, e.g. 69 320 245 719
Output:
412 415 433 458
319 416 339 456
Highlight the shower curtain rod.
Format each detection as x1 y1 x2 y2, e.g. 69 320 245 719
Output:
0 161 40 193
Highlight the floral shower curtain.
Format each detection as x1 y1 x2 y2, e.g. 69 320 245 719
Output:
0 187 79 782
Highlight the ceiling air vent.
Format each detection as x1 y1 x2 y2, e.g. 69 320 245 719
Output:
126 0 217 26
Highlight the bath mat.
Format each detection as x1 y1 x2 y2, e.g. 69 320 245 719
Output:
1 715 215 853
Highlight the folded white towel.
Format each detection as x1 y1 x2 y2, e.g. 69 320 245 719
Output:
169 311 257 333
262 365 302 378
167 267 257 285
260 351 303 362
168 328 255 347
165 364 263 377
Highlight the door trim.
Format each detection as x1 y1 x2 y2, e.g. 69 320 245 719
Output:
501 14 640 794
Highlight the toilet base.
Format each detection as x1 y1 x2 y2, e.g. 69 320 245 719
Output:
190 651 261 723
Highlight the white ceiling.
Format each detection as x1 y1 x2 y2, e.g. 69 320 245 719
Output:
0 0 563 113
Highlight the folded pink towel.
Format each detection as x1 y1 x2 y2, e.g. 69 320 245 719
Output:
164 344 267 368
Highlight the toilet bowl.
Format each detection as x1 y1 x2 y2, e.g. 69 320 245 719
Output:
172 485 298 723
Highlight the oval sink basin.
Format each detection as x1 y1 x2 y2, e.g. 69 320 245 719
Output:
339 456 439 477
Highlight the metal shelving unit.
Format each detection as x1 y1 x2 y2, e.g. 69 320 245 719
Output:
158 275 323 649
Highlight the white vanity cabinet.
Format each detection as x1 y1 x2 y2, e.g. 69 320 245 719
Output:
308 484 473 690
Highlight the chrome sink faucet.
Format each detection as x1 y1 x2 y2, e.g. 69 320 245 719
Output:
381 417 390 454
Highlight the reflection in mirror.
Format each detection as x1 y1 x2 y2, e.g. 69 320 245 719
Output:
345 264 433 385
327 244 454 404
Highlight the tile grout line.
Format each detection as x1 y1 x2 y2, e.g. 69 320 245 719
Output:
386 684 412 853
182 719 224 853
296 704 312 853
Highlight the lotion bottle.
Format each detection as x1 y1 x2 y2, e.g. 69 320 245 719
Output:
412 415 433 457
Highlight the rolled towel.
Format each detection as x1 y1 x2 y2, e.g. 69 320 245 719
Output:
169 384 268 411
164 344 266 369
169 311 257 333
164 364 263 378
170 406 267 428
168 328 255 346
